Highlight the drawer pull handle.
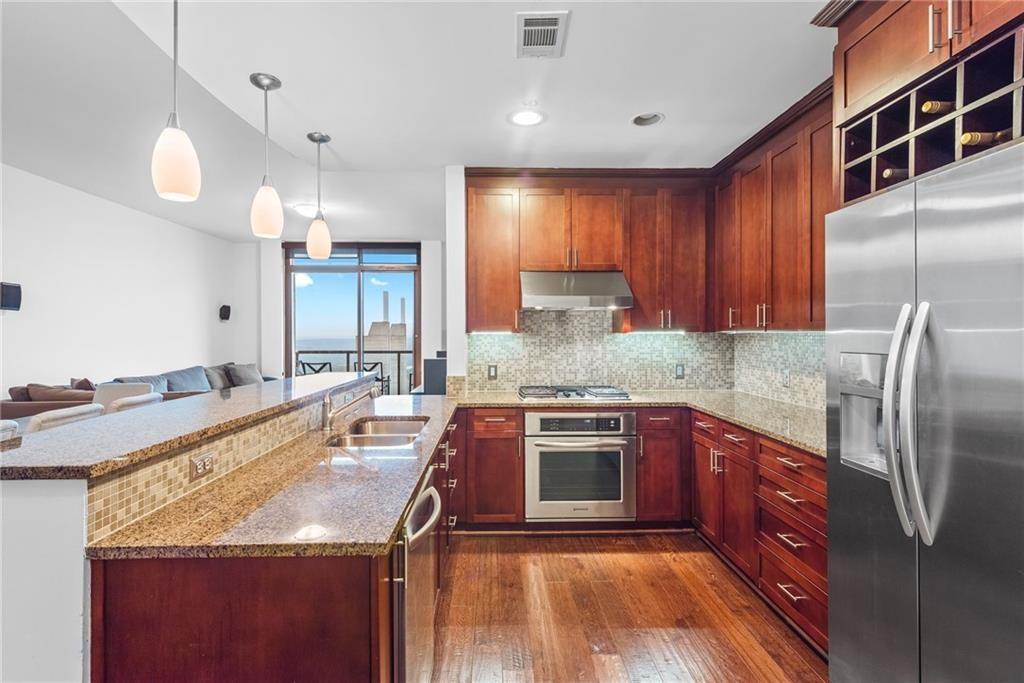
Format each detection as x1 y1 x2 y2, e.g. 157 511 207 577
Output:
776 583 808 603
776 532 808 550
482 417 507 423
776 490 805 505
723 433 746 443
446 478 458 489
648 416 672 422
447 448 458 459
447 515 458 527
436 461 448 470
776 456 805 470
447 424 457 433
695 421 713 429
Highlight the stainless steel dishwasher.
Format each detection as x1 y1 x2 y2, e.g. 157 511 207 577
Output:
392 468 441 682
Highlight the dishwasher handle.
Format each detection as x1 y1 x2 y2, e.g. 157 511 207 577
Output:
407 486 442 549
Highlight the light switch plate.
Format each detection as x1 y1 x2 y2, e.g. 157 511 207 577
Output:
487 364 498 380
782 369 791 387
675 363 685 380
189 451 214 482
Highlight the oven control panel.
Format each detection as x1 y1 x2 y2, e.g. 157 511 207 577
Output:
526 412 636 436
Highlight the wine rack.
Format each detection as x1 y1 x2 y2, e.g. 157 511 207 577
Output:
841 26 1024 204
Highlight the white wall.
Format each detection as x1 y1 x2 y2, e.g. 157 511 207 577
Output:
258 239 285 379
0 165 259 392
443 165 466 377
420 240 444 368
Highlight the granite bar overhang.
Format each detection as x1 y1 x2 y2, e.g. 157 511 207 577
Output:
0 373 377 480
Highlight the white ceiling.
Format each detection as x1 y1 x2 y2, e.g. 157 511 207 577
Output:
2 1 835 242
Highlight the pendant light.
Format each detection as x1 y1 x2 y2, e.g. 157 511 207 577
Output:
151 0 201 202
305 132 332 260
248 73 283 238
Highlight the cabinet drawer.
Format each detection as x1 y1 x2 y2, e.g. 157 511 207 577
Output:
758 547 828 650
691 411 720 440
468 408 523 432
756 437 826 495
638 408 681 430
756 498 827 591
756 465 827 536
719 422 753 458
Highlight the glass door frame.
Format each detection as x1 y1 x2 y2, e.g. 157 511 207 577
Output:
283 242 421 390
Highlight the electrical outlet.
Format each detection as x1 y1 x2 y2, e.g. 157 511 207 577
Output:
189 452 214 482
675 363 685 380
487 364 498 380
782 369 791 388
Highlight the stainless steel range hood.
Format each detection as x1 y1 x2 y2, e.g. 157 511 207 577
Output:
520 271 634 310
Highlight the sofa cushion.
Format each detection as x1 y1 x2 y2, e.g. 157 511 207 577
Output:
226 363 264 387
71 377 96 391
26 384 95 402
161 365 212 392
8 385 30 401
204 363 235 390
113 374 169 392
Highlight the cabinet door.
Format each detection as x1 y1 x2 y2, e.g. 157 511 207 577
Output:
433 458 450 586
767 135 808 330
624 189 664 330
637 429 682 521
467 188 521 332
520 188 571 271
692 435 722 543
448 412 467 525
836 0 950 123
719 449 756 579
952 0 1024 53
738 162 767 330
466 432 523 523
667 190 707 331
808 113 833 329
571 188 625 271
714 178 741 331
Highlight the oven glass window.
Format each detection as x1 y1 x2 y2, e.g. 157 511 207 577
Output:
538 451 622 502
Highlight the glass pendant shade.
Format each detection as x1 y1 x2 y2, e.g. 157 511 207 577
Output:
250 181 283 238
306 215 332 259
151 124 201 202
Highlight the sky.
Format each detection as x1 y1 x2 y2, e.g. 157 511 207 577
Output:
294 271 415 346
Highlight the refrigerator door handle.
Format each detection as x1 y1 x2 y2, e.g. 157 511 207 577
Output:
883 303 917 537
899 301 936 545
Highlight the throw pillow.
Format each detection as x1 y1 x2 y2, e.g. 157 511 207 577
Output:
71 378 96 391
8 386 30 401
26 384 95 402
226 363 264 387
112 374 169 392
161 365 212 392
204 363 235 390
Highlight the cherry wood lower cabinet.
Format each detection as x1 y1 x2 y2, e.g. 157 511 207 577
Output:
91 555 392 682
691 433 723 544
466 409 523 524
635 408 689 521
719 448 756 577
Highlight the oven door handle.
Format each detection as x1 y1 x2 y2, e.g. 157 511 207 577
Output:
532 440 630 448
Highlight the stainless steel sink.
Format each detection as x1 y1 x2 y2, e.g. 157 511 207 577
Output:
348 418 428 436
326 434 418 449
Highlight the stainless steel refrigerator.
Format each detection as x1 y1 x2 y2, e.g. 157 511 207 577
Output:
826 142 1024 682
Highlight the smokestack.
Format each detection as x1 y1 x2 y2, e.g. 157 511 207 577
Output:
400 297 406 324
382 291 389 322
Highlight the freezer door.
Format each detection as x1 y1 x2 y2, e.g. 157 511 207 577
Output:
826 185 919 683
914 143 1024 680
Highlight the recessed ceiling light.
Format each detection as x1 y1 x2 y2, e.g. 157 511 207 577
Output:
511 110 545 126
632 112 664 127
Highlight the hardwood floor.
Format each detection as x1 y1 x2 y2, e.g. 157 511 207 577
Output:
433 533 827 682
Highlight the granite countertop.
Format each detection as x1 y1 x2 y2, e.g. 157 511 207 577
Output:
87 395 458 560
1 373 375 480
460 389 825 457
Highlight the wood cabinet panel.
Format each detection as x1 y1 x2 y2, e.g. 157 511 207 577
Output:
691 411 720 441
468 408 523 432
719 422 753 458
714 177 741 330
758 547 829 650
520 188 571 271
755 436 827 494
720 449 756 578
571 188 625 270
466 432 523 523
953 0 1024 53
668 190 708 331
638 407 682 431
767 137 808 330
447 411 467 526
756 465 828 537
692 433 722 543
738 163 767 329
808 115 833 328
637 429 683 521
756 498 828 592
625 189 663 330
467 187 520 332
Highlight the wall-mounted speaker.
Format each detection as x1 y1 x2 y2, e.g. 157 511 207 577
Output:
219 305 231 321
1 283 22 311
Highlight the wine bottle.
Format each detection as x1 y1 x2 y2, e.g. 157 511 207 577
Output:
920 100 954 115
960 128 1013 147
882 168 909 181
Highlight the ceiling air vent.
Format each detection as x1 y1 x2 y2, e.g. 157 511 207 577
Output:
516 11 570 59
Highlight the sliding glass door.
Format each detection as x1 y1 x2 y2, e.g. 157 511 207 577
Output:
285 244 420 393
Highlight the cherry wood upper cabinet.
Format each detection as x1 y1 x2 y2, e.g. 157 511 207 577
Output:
714 177 741 331
624 189 663 330
738 163 767 330
766 135 807 330
520 188 571 271
571 188 625 271
808 113 834 329
667 190 708 331
467 187 520 332
951 0 1024 52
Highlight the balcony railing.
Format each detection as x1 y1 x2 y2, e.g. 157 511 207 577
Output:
294 349 414 394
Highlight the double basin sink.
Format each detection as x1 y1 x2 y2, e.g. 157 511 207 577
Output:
326 417 429 449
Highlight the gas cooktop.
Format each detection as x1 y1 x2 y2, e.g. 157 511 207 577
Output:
517 385 631 401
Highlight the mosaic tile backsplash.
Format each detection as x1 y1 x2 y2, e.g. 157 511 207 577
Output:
465 311 825 410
